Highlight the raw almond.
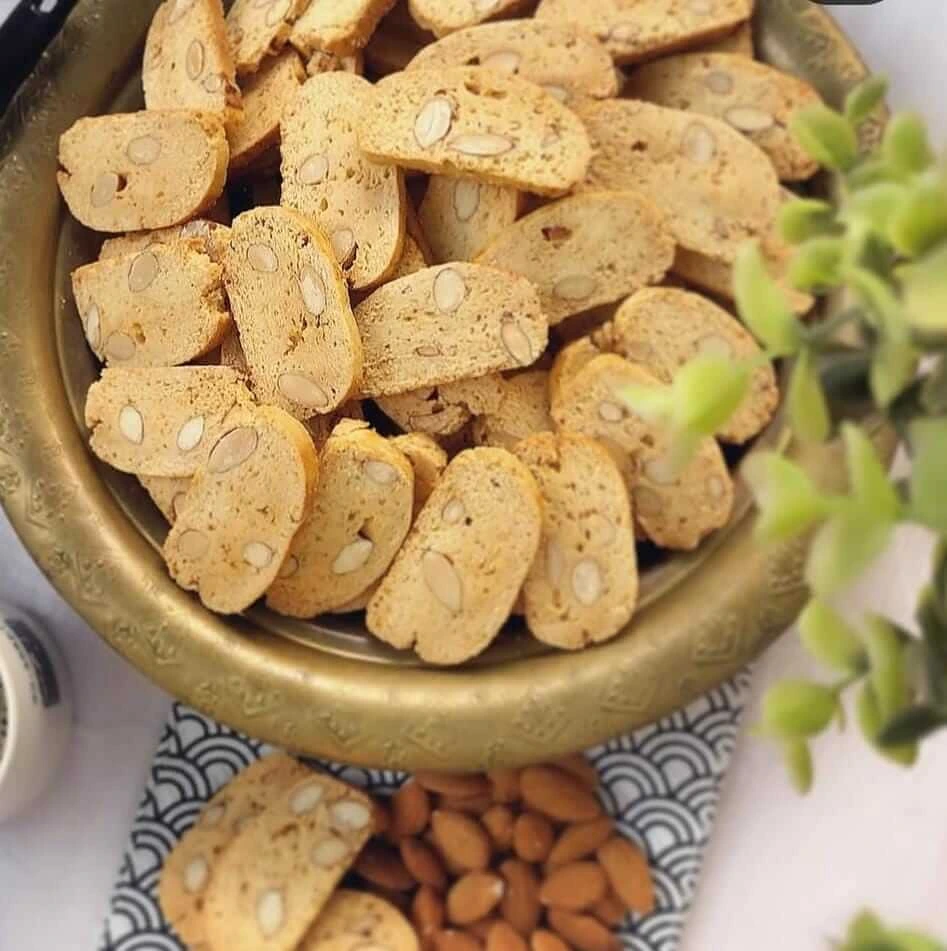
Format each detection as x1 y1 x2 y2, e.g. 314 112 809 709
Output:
590 891 627 929
373 798 392 838
393 779 432 839
547 910 621 951
487 768 521 804
431 809 492 872
488 921 529 951
539 862 608 912
355 842 417 891
552 754 599 791
434 930 482 951
520 767 602 823
464 918 498 942
513 813 554 864
401 837 449 890
531 931 571 951
439 792 494 816
547 818 614 868
499 859 541 936
414 884 447 936
417 771 492 798
447 872 506 925
596 837 655 916
482 805 516 852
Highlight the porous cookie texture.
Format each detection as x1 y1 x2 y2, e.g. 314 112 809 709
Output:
281 72 406 289
408 19 620 104
223 206 364 418
471 370 553 451
71 243 231 367
203 772 375 951
514 432 638 650
85 367 254 477
578 99 780 264
354 263 547 398
57 111 229 233
375 388 473 438
407 0 527 37
158 754 309 950
366 447 543 665
625 52 822 181
226 0 309 75
220 326 250 373
698 19 753 56
290 0 398 55
267 421 414 618
143 0 242 126
552 353 734 550
477 190 674 325
307 49 365 76
99 219 231 264
388 233 430 280
139 474 193 523
163 404 318 613
357 67 592 197
299 890 420 951
391 433 449 514
535 0 752 65
419 176 520 264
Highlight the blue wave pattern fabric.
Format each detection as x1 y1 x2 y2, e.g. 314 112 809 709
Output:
99 674 749 951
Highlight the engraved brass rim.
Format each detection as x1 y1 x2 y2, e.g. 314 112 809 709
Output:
0 0 886 769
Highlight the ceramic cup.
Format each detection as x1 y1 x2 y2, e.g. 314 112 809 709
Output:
0 606 72 822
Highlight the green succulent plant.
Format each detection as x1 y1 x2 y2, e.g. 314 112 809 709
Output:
839 910 944 951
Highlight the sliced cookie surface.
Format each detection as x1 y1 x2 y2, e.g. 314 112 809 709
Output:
354 263 547 397
392 433 448 513
164 404 318 613
376 388 473 438
514 432 638 650
696 20 753 56
471 370 553 451
224 207 364 418
282 72 406 289
358 67 592 197
99 219 231 264
366 447 543 664
72 244 231 367
139 475 193 523
300 890 419 951
388 233 430 280
226 0 309 75
477 190 674 325
407 0 526 37
291 0 397 54
58 111 229 233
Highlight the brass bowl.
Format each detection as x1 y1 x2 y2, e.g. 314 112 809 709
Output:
0 0 888 769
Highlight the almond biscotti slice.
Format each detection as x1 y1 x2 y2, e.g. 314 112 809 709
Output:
578 99 781 264
58 111 229 233
139 475 192 523
203 771 374 951
164 404 318 613
548 337 599 407
354 263 547 397
535 0 752 65
376 388 473 438
358 67 592 197
99 219 231 264
625 52 821 181
408 20 620 104
223 207 364 418
514 432 638 650
226 0 309 74
159 754 310 950
388 233 429 280
220 326 250 373
281 72 406 289
300 891 419 951
407 0 527 37
85 367 253 477
701 20 753 57
144 0 242 126
418 175 520 263
72 244 231 367
306 49 365 76
366 447 542 665
267 421 414 618
290 0 397 55
471 370 553 451
391 433 448 514
477 191 674 325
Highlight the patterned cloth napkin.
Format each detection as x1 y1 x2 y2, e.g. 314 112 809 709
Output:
98 673 749 951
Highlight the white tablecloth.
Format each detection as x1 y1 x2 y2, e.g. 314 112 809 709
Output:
1 2 946 948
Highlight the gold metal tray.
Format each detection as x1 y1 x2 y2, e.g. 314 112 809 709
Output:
0 0 886 769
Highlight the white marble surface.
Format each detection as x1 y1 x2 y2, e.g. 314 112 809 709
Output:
1 1 946 948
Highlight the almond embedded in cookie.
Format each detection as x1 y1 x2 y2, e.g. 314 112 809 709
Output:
290 0 398 55
99 220 231 264
471 371 554 452
407 0 526 38
299 890 420 951
226 0 309 75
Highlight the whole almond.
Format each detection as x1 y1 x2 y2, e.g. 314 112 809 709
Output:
373 798 393 838
488 921 529 951
591 891 626 928
392 779 432 839
552 754 598 791
498 858 541 936
417 771 491 798
439 792 494 816
487 768 521 803
482 805 516 852
513 813 554 864
434 930 483 951
539 862 608 912
401 837 449 890
520 767 602 823
597 837 655 916
469 918 502 942
355 842 417 891
531 930 571 951
548 818 614 868
448 873 506 925
414 885 446 936
431 809 492 872
547 910 621 951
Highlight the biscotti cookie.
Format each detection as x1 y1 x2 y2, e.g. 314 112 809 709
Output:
418 176 520 264
230 49 306 171
552 354 734 550
300 891 419 951
366 447 542 664
591 287 778 443
226 0 309 75
144 0 241 127
477 191 674 325
307 49 365 76
281 72 406 289
72 244 231 367
220 326 250 373
471 370 553 451
548 337 599 407
391 433 448 513
291 0 397 55
58 111 229 233
408 20 620 104
85 367 253 477
535 0 752 65
513 432 638 650
388 233 429 281
267 422 414 618
139 475 192 523
203 771 375 951
159 754 309 950
224 207 364 417
578 99 780 263
357 67 593 197
702 20 753 57
99 219 231 264
376 388 472 438
354 263 547 397
625 53 821 181
407 0 526 37
164 404 318 613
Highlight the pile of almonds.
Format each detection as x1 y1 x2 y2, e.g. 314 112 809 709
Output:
352 758 655 951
